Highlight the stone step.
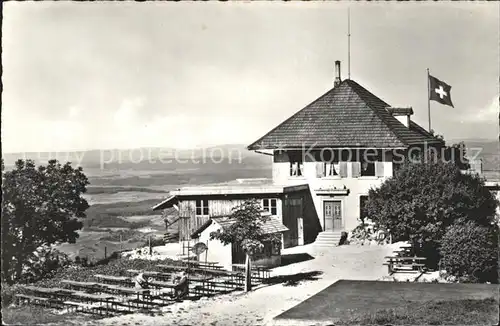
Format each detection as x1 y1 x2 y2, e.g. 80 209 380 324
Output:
316 236 342 241
315 238 341 242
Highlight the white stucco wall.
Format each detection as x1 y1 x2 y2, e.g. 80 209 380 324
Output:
273 151 394 232
197 222 232 271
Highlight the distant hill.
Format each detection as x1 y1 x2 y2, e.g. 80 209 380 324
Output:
2 144 274 186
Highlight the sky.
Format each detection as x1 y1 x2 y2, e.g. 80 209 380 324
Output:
2 2 499 153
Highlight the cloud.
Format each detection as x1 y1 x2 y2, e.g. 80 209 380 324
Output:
461 96 499 123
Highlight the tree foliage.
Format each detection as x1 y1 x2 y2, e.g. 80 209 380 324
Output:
365 159 498 267
440 222 498 283
209 199 281 291
209 199 281 255
1 159 89 284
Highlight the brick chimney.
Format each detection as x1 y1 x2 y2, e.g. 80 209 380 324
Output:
334 60 341 87
386 107 413 128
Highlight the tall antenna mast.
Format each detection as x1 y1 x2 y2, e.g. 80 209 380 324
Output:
348 7 351 80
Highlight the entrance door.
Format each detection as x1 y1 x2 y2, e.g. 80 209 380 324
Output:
324 201 342 231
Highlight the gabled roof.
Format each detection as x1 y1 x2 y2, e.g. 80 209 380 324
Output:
152 194 177 211
213 214 288 235
248 79 443 150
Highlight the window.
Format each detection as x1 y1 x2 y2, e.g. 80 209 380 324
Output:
360 160 376 176
323 162 339 177
359 195 369 221
195 199 209 216
262 199 277 215
289 156 303 177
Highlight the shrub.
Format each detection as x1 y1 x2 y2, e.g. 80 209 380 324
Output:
20 245 71 283
440 221 499 283
1 284 26 308
349 220 389 245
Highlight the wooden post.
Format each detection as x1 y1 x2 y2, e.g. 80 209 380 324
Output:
245 254 252 292
104 246 107 259
120 234 123 252
149 236 152 256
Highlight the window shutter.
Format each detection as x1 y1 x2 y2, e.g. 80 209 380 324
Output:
351 162 361 178
339 162 348 178
315 162 324 178
376 162 385 177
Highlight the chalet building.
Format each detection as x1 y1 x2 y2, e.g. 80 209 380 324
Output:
190 212 288 270
153 60 444 249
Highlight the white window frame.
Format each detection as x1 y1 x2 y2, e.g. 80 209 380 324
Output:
360 160 376 177
262 198 278 215
322 161 340 177
289 159 304 177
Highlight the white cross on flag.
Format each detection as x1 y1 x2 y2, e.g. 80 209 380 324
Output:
429 74 454 107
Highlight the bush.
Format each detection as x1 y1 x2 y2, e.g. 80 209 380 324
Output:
349 220 389 245
143 236 166 247
1 284 26 308
440 221 499 283
20 245 71 283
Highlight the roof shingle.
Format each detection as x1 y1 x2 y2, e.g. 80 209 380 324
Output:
212 214 288 235
248 79 443 150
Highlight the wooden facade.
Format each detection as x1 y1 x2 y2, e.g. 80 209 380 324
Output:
178 195 282 241
177 190 321 249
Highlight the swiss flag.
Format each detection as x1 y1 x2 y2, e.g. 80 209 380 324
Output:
429 75 454 107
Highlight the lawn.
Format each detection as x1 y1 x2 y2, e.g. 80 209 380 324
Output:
275 280 499 325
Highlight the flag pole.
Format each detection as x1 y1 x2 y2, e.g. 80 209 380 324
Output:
347 7 351 80
427 68 431 132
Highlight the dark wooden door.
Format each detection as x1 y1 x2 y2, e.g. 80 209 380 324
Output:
282 198 302 248
324 201 342 231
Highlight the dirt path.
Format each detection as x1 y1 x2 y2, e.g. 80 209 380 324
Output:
74 244 393 326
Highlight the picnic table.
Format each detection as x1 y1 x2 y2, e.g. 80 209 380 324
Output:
22 286 75 301
98 284 154 308
94 274 133 286
126 269 173 281
185 260 222 269
156 264 188 272
16 286 74 308
383 256 427 274
61 280 100 292
67 290 119 316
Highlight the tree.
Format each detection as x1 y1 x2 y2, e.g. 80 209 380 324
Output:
365 159 498 268
1 159 89 284
209 199 281 291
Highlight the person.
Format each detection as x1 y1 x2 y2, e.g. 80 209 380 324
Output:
134 272 149 289
172 271 189 299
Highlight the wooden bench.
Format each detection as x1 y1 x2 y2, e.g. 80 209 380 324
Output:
126 269 174 281
61 280 101 292
384 256 427 274
94 274 133 286
15 294 51 306
232 264 271 280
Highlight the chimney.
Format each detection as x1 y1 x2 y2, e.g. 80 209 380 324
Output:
386 107 413 128
334 60 341 87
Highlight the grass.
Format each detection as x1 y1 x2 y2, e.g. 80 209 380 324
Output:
83 199 163 229
276 280 499 325
337 298 498 325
